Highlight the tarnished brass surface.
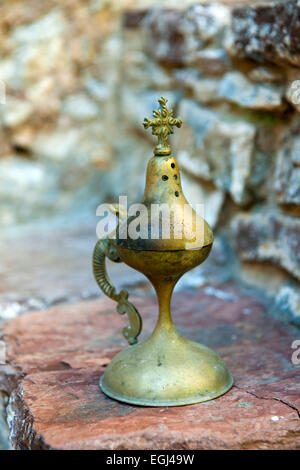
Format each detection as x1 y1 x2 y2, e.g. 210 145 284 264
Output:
143 96 182 156
101 330 233 406
117 153 213 251
93 205 142 345
94 97 233 406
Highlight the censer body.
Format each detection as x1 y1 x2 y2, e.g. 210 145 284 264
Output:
93 97 233 406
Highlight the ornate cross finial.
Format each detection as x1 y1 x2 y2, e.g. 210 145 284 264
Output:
143 97 182 156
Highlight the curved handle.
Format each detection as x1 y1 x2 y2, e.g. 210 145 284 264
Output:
92 207 142 345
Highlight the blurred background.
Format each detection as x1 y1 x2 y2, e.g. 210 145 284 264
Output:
0 0 300 448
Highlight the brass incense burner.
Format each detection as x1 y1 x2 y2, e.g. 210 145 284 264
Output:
93 97 233 406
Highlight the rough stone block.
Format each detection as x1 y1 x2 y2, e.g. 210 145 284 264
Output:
186 48 229 75
142 9 186 67
142 4 230 67
232 211 300 284
275 282 300 326
180 172 225 229
1 285 299 449
174 99 256 205
174 69 220 105
230 1 300 67
248 65 285 84
275 117 300 207
218 72 284 111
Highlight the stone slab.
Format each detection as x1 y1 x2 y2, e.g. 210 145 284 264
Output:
1 283 300 450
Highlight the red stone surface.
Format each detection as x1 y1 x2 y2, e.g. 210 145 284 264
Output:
1 283 300 450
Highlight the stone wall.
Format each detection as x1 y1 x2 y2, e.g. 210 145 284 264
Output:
114 1 300 325
0 0 300 325
0 0 196 226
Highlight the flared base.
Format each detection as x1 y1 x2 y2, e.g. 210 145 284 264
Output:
100 328 233 407
100 376 233 407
